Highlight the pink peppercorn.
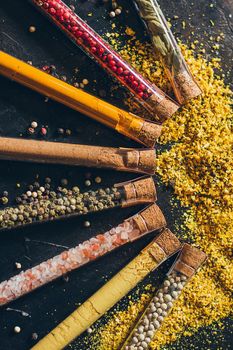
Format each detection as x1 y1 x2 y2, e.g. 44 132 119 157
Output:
138 91 144 98
71 26 78 33
57 8 64 16
63 12 70 20
76 31 83 37
49 7 56 15
117 67 123 75
109 60 116 67
107 54 113 61
82 32 89 40
97 47 104 55
91 47 97 53
138 83 146 91
40 127 47 136
129 75 135 82
132 81 139 88
43 2 49 9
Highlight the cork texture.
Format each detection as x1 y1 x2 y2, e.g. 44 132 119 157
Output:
153 95 180 123
138 149 156 174
148 242 166 263
124 150 140 169
138 121 162 147
173 69 202 104
131 214 148 234
0 137 156 174
174 260 195 278
133 177 157 202
178 243 207 270
121 177 157 206
139 203 166 232
155 228 182 255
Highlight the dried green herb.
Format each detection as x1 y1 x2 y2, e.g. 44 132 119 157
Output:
134 0 202 103
135 0 182 71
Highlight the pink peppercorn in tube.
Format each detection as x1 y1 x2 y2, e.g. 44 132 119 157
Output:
30 0 180 122
0 204 166 306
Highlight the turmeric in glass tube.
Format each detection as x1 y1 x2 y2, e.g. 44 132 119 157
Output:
0 50 161 147
31 229 181 350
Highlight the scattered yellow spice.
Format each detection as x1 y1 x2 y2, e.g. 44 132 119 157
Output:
125 26 136 36
91 32 232 350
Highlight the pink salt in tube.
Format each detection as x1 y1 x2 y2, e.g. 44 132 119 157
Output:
30 0 179 122
0 204 166 306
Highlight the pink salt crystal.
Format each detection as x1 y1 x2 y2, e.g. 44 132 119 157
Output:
120 232 128 240
128 229 140 240
115 227 121 234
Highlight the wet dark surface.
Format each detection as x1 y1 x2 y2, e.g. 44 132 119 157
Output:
0 0 232 349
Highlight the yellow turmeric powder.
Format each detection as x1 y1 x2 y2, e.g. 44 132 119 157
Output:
75 33 232 350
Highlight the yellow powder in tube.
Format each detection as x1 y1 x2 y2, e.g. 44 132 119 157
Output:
87 32 233 350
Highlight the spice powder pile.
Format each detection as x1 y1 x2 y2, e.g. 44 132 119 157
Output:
77 31 232 349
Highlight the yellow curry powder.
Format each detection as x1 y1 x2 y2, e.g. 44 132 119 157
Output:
88 32 232 349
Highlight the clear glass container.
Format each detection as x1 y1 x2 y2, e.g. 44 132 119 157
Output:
30 0 179 122
134 0 202 104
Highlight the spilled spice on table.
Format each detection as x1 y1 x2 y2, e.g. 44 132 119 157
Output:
73 31 233 350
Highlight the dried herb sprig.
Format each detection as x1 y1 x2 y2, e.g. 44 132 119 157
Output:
134 0 202 103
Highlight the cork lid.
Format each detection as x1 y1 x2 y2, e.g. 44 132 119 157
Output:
138 121 162 147
154 228 182 256
148 92 180 123
123 149 156 175
131 204 166 235
117 176 157 207
173 243 207 277
138 149 156 174
173 69 202 104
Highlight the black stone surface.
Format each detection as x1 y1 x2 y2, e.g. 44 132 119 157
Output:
0 1 232 349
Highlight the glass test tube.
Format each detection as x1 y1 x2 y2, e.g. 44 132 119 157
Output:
0 137 157 175
122 243 207 350
0 50 162 147
0 204 166 306
30 0 179 121
0 177 156 231
30 228 182 350
134 0 202 104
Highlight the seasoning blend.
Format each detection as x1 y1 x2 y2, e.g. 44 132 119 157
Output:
121 244 207 349
31 229 182 350
0 51 161 147
0 177 156 230
0 137 157 174
134 0 202 104
0 204 166 306
29 0 179 121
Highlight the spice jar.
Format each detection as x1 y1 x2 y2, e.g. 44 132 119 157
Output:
30 0 179 122
134 0 202 104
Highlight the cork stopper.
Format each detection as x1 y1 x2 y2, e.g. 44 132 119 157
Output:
119 177 157 207
123 149 156 174
148 242 167 264
138 121 162 147
155 228 182 256
132 204 166 236
138 149 156 174
154 95 180 123
173 69 202 105
173 243 207 277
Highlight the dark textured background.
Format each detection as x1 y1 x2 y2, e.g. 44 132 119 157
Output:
0 1 232 349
